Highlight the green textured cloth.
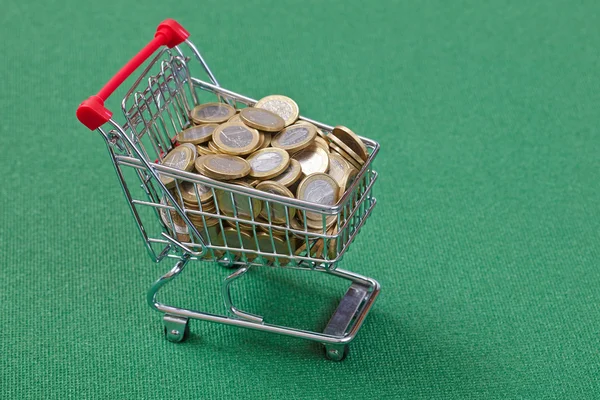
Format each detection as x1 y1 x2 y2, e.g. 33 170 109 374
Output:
2 0 600 398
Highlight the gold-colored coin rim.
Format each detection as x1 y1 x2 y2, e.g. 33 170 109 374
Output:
190 102 236 124
207 141 223 154
332 125 369 162
196 144 214 155
254 95 300 127
258 132 271 149
212 122 260 156
271 123 317 152
240 107 286 133
246 147 291 179
291 144 330 175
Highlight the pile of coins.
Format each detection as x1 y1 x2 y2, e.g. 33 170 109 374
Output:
158 95 369 263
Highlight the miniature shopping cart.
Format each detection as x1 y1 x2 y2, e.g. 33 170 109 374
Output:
76 19 380 361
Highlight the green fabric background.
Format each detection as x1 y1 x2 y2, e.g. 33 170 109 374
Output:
1 0 599 398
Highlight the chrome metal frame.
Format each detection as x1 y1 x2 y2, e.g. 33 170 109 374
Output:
93 37 380 360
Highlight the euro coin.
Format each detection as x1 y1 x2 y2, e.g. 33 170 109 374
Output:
177 124 217 145
254 95 299 127
271 123 316 153
331 126 368 162
327 133 364 167
190 102 235 124
197 154 251 180
240 107 286 133
246 148 290 179
179 180 212 204
256 181 295 224
212 122 260 156
271 158 302 187
178 143 198 160
159 145 195 188
296 173 339 221
291 144 330 175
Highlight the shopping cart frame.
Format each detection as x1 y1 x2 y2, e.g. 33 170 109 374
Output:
77 19 380 361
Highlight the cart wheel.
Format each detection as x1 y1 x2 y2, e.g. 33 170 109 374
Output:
324 344 349 361
163 314 190 343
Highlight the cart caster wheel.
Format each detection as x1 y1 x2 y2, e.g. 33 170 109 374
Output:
163 314 190 343
324 344 349 361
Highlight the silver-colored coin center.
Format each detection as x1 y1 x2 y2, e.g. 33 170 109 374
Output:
280 126 309 146
246 109 281 127
184 125 215 140
251 152 283 172
219 126 253 148
206 157 245 173
197 105 229 120
261 100 293 121
163 150 187 169
304 180 335 205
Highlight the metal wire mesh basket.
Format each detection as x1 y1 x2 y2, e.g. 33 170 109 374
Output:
77 19 380 361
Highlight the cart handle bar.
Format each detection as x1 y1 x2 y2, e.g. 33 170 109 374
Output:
76 19 189 130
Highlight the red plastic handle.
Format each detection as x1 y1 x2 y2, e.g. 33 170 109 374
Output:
76 19 189 130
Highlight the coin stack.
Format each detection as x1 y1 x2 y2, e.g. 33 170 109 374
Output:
159 95 369 263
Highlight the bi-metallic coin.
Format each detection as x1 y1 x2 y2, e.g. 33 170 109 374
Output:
190 102 236 124
271 123 317 153
240 107 286 133
212 122 260 156
254 95 299 127
246 148 290 179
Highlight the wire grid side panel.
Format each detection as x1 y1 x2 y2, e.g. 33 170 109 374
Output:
121 50 195 166
109 152 376 269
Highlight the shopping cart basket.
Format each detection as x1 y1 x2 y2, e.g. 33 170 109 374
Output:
76 19 380 361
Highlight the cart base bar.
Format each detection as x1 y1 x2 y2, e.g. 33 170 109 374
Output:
148 255 380 361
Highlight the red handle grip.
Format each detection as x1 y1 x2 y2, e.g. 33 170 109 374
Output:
76 19 189 130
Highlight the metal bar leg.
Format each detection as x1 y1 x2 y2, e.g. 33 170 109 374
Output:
222 266 264 323
147 254 191 311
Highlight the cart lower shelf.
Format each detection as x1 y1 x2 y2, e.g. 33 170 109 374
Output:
149 254 380 361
